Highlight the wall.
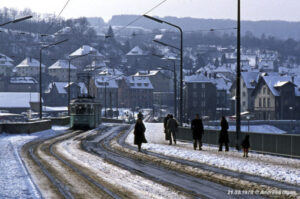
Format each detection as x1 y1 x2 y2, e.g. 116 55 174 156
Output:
177 127 300 158
0 117 70 134
1 120 52 134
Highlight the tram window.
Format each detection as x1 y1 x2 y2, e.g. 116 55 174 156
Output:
71 105 76 113
87 105 92 114
76 105 86 114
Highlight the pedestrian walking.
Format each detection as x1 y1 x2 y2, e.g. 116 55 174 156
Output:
167 115 179 145
241 135 250 157
163 114 170 141
219 116 229 151
191 114 204 150
134 117 147 152
137 111 144 120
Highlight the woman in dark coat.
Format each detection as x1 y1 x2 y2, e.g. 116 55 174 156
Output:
191 114 204 150
134 118 147 152
219 116 229 151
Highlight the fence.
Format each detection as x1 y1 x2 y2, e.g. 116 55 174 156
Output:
177 127 300 158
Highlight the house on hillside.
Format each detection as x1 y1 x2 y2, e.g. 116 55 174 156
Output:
69 45 104 71
252 74 300 120
126 46 150 70
90 76 119 111
118 76 153 109
184 74 217 121
15 57 45 77
48 60 77 82
133 70 173 106
43 82 80 106
7 77 38 92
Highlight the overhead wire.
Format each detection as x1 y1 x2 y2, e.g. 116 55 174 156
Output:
112 0 168 36
43 0 72 35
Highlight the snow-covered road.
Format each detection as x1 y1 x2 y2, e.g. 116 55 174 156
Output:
126 123 300 186
0 126 68 199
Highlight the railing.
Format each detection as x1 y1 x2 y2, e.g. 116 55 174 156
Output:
177 127 300 158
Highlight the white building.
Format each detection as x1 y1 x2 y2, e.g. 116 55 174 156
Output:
48 60 77 82
15 57 45 77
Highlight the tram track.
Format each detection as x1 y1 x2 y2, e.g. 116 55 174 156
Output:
83 124 299 199
118 127 300 195
22 128 123 199
83 125 256 199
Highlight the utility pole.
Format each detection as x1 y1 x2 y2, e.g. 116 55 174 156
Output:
236 0 241 150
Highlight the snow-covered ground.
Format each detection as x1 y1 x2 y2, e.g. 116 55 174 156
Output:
126 123 300 185
0 126 68 199
57 125 188 199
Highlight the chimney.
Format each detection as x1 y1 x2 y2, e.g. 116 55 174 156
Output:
291 75 295 83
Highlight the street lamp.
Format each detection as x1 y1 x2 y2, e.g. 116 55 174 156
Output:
289 106 293 131
68 52 94 116
0 16 32 27
39 39 68 119
236 0 241 150
246 116 250 132
144 14 183 126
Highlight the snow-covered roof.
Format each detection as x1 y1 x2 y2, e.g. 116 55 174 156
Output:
78 82 88 94
46 82 69 94
262 75 293 96
54 27 71 36
48 60 76 70
0 53 13 62
133 70 160 77
274 81 290 87
0 92 40 108
98 67 124 76
95 76 119 88
69 45 103 57
212 78 232 91
125 76 153 89
126 46 146 56
43 106 68 112
16 57 45 68
0 53 14 67
10 77 38 84
184 74 213 83
241 72 260 89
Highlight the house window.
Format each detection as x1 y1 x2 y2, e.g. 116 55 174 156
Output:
242 92 246 97
263 87 266 94
267 89 270 95
259 98 262 107
202 84 205 89
242 101 246 106
267 98 270 107
263 98 266 107
193 92 197 98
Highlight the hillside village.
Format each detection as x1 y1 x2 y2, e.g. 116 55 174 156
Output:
0 10 300 122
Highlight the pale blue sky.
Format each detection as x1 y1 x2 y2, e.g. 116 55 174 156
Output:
1 0 300 22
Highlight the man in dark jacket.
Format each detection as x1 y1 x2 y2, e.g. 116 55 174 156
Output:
166 115 179 145
191 114 204 150
163 114 170 140
219 116 229 151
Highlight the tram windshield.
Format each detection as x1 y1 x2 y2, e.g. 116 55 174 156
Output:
72 104 94 115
